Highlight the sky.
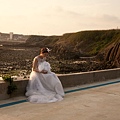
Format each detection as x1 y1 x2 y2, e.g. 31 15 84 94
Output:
0 0 120 35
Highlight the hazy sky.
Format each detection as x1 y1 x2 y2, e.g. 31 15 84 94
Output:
0 0 120 35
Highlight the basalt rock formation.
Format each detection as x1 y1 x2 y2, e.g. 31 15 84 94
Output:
105 41 120 67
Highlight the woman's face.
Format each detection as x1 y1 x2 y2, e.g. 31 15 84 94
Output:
43 53 49 57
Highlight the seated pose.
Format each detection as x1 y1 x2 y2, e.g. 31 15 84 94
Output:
25 47 65 103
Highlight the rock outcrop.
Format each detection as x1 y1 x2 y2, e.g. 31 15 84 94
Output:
105 41 120 67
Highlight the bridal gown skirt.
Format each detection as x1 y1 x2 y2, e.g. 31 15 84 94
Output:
25 71 65 103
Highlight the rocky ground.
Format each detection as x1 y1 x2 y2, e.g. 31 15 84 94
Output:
0 41 39 77
0 40 118 78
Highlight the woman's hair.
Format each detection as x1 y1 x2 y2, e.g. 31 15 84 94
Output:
40 47 50 54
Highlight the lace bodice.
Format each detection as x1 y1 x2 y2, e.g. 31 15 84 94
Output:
35 55 46 63
34 55 51 72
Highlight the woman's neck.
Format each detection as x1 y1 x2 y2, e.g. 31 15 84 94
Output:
39 54 44 59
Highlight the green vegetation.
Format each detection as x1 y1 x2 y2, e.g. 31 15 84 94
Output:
2 75 17 96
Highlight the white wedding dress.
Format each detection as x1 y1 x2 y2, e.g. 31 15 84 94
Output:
25 56 65 103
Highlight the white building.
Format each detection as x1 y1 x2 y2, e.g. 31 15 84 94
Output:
10 32 13 40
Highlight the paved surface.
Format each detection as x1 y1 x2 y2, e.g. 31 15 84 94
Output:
0 81 120 120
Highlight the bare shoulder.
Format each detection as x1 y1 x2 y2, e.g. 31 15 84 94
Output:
33 56 39 62
34 55 40 59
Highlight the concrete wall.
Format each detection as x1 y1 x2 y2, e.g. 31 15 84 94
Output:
0 68 120 100
59 68 120 88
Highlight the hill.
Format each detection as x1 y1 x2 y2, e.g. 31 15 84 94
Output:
26 29 120 60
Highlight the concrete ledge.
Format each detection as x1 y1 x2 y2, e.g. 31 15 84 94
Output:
0 68 120 100
59 68 120 88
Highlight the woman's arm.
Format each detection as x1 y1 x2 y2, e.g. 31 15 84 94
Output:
32 58 40 73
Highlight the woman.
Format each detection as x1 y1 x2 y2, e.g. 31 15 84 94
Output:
25 47 65 103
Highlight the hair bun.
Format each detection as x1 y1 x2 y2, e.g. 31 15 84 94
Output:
41 47 51 53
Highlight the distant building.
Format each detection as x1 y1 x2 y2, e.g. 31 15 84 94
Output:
10 32 13 40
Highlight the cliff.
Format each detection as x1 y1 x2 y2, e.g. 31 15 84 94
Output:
26 29 120 61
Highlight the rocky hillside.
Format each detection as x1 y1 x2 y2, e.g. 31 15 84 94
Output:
26 29 120 60
26 35 60 47
105 41 120 67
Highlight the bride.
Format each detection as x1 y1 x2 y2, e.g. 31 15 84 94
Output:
25 47 65 103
